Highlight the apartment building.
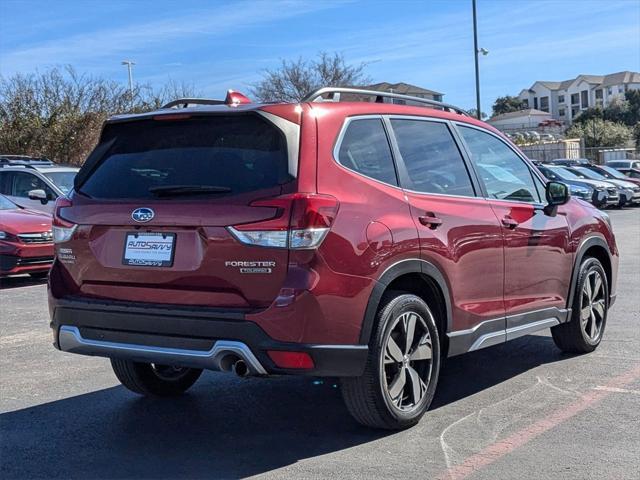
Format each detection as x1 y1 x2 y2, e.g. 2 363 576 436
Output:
518 71 640 124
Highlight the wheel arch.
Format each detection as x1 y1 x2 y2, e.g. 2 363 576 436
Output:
359 259 453 355
567 236 612 309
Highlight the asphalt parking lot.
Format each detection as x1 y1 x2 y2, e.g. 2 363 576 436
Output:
1 208 639 480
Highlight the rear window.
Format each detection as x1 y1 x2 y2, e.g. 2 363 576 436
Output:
79 114 292 199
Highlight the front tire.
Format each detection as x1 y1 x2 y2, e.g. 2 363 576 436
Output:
341 293 441 430
111 359 202 396
551 257 608 353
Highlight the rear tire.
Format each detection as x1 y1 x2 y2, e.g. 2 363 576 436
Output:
341 292 441 430
111 359 202 396
551 257 608 353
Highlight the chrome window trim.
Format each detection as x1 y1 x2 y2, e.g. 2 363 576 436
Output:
384 115 479 198
332 114 482 199
331 114 400 188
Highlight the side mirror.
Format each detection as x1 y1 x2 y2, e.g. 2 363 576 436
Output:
28 189 48 204
544 181 570 215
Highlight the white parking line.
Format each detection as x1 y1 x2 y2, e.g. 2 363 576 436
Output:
593 386 640 395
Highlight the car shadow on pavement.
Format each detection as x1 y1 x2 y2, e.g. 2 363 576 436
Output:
0 275 47 290
0 335 568 479
432 333 568 409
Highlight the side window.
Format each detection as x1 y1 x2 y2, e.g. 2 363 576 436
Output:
9 172 56 199
0 172 10 195
337 118 397 186
459 126 541 203
391 119 475 196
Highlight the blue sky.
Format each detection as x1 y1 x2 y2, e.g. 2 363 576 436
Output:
1 0 639 112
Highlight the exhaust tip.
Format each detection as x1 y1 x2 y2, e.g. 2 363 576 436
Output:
232 359 249 377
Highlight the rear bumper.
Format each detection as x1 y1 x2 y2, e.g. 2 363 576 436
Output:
49 296 368 377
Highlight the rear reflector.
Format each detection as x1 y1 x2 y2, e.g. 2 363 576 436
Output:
228 193 339 249
267 351 314 369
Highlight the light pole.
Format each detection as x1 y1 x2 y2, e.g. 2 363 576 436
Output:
121 60 135 106
472 0 488 119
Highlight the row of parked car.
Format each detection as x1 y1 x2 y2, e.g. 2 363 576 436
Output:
533 158 640 209
0 152 639 279
0 156 78 278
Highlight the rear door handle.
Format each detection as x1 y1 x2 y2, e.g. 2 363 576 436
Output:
418 213 443 229
501 216 519 229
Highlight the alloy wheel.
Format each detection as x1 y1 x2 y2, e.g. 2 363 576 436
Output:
380 311 433 412
581 270 606 341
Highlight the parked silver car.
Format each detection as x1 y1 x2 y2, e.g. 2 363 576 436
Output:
0 156 78 214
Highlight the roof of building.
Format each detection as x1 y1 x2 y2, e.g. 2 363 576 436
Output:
526 71 639 93
363 82 443 97
488 109 552 122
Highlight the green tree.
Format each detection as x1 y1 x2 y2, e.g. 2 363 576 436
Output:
624 90 640 124
467 108 487 119
574 91 640 126
251 52 370 103
491 95 525 116
633 122 640 148
566 118 632 147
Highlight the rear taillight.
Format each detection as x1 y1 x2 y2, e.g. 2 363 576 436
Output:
227 193 339 249
52 197 77 244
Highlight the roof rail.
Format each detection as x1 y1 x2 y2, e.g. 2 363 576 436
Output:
161 98 226 109
162 91 252 109
0 156 55 167
302 87 469 116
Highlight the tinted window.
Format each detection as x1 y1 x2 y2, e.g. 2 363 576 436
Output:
459 126 541 203
391 120 475 196
79 115 291 199
2 172 56 199
337 118 397 185
43 171 76 195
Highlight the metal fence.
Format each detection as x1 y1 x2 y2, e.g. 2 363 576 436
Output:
519 144 639 164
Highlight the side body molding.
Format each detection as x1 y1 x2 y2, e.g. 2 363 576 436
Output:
358 259 453 345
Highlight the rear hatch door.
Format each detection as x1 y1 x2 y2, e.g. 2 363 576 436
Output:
63 112 297 309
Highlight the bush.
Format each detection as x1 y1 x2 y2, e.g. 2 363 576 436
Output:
566 118 633 148
0 66 197 165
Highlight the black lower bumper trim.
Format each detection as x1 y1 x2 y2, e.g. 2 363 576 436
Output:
51 297 368 377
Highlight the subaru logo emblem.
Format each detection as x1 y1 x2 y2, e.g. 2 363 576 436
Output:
131 207 155 223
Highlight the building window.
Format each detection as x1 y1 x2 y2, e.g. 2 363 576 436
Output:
559 108 565 116
618 86 624 93
608 87 612 95
581 90 589 108
534 97 538 109
571 93 579 105
522 99 529 108
571 107 579 117
540 96 549 112
558 95 565 103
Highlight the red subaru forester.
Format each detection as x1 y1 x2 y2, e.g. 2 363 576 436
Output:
49 88 618 429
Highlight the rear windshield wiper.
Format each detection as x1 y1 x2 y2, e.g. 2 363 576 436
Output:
149 185 232 197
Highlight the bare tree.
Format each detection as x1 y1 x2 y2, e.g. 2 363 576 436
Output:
0 66 199 165
251 52 370 103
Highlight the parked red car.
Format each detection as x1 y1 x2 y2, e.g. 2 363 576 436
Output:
0 194 53 278
49 88 618 429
